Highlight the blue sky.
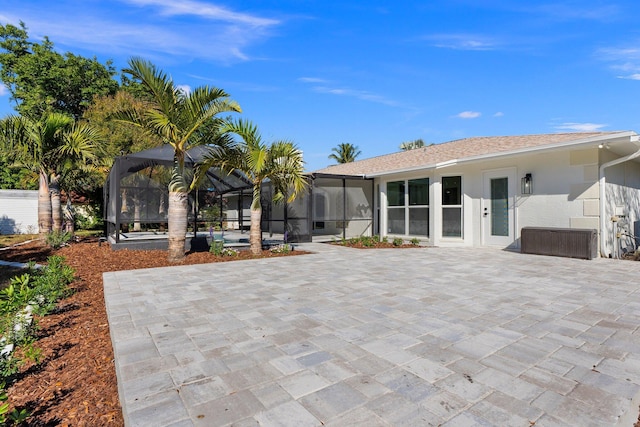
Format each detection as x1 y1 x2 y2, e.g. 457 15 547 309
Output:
1 0 640 171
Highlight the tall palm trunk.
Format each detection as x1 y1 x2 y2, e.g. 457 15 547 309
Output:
50 174 62 232
167 190 188 262
64 199 75 233
133 192 142 232
249 184 262 255
38 171 52 236
249 208 262 255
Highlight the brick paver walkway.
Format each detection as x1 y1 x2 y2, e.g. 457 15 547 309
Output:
103 244 640 426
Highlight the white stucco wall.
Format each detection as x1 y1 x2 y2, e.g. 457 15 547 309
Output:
0 190 39 234
377 146 602 249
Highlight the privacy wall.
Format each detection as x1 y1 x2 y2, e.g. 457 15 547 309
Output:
0 190 38 234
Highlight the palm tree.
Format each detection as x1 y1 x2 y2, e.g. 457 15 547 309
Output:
0 113 101 235
328 143 361 164
399 138 426 151
200 119 307 255
114 58 241 262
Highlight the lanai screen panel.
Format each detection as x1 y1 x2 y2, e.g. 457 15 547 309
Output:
311 175 373 240
104 145 252 236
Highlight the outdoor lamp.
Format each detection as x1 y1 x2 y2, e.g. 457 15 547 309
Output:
521 173 533 195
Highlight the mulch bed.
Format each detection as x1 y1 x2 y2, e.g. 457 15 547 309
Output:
0 237 307 426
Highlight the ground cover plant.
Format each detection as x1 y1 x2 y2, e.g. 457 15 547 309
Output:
0 236 308 425
333 235 421 249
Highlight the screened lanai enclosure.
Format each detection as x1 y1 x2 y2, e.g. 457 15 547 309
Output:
104 146 374 250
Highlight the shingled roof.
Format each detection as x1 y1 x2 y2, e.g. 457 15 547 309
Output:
314 132 627 176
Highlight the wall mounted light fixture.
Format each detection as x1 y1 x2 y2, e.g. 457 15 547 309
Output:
521 173 533 195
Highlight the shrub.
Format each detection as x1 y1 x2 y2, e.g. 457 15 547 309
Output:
220 248 238 257
410 238 420 246
0 381 29 424
270 243 293 254
45 231 72 249
74 204 103 230
0 257 74 381
209 240 224 255
392 238 404 247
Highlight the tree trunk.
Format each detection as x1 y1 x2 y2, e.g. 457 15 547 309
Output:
50 174 62 232
249 208 262 255
63 198 75 234
133 194 141 232
167 190 188 262
38 171 52 236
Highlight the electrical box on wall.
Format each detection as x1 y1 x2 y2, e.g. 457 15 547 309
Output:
615 206 626 217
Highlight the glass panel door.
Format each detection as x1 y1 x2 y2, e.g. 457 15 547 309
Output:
490 177 509 237
482 169 515 246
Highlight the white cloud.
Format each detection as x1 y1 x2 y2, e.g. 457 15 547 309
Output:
596 45 640 78
617 73 640 80
0 85 7 96
0 2 280 64
297 77 328 83
313 86 400 106
298 78 401 107
493 112 504 117
423 34 499 51
555 122 607 132
456 111 482 119
122 0 279 27
176 84 191 95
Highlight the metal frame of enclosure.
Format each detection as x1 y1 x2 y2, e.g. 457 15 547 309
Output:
104 146 374 249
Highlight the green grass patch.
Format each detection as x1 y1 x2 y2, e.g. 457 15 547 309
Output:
0 235 38 249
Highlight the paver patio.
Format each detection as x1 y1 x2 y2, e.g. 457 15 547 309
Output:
103 243 640 426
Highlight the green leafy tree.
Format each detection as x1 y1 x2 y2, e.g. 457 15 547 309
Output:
201 119 307 255
114 58 241 262
0 21 118 119
0 155 36 190
399 138 426 151
0 113 102 234
328 142 361 164
84 90 166 231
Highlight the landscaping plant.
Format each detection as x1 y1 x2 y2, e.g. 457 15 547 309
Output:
0 256 75 423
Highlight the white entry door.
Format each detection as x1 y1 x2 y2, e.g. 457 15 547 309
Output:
482 169 516 247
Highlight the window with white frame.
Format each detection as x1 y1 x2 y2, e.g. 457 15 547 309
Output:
442 176 462 237
386 178 429 236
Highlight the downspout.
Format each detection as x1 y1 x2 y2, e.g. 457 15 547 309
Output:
599 137 640 257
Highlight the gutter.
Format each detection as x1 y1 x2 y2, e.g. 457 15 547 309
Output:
599 135 640 257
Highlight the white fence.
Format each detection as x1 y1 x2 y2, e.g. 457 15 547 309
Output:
0 190 38 234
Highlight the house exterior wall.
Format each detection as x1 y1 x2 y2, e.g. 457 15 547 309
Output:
0 190 39 234
377 146 603 249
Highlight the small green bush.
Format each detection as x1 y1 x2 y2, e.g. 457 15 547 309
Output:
410 238 420 246
74 204 103 230
0 381 29 424
209 240 224 255
220 248 238 257
45 231 72 249
270 243 293 254
0 256 74 382
392 238 404 247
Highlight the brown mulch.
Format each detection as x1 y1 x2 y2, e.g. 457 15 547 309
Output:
0 237 307 426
